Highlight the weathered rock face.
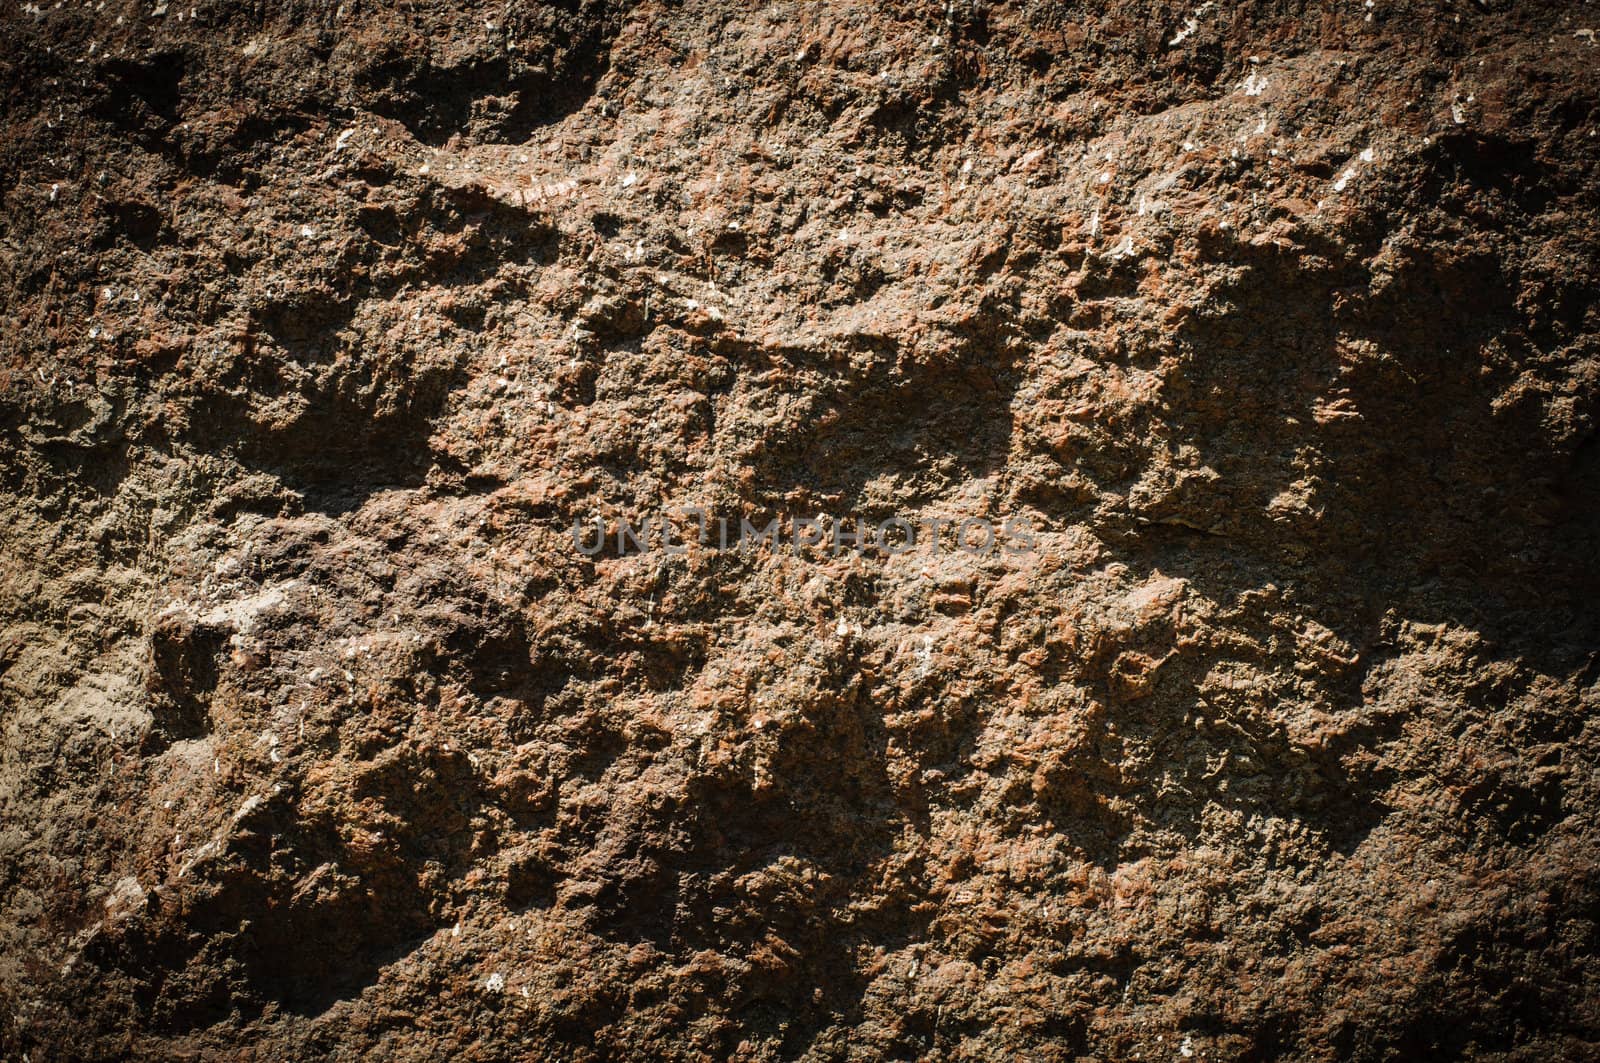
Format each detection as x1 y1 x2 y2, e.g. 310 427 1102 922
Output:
2 0 1598 1058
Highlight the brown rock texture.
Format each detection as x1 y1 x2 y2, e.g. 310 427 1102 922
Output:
2 0 1599 1058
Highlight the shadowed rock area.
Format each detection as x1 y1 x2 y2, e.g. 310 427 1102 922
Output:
2 1 1598 1059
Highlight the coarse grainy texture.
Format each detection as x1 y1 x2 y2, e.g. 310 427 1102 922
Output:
2 1 1598 1059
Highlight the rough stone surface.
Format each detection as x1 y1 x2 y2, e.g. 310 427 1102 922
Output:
2 1 1599 1059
